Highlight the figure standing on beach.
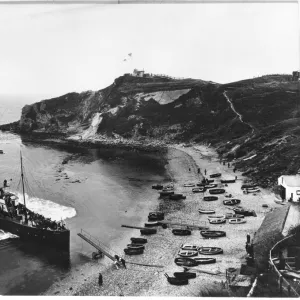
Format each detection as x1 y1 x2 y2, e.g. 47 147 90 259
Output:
98 273 103 286
120 258 126 269
233 168 236 173
223 161 225 166
197 168 200 174
235 175 237 180
189 168 191 172
204 169 207 175
228 163 230 168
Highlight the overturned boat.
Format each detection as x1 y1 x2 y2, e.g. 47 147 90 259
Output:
228 218 246 224
192 188 205 193
183 183 195 187
221 179 236 184
169 193 186 200
152 184 163 190
209 173 222 178
203 196 218 201
164 273 188 286
205 184 217 189
172 228 191 236
131 237 147 244
140 228 157 235
200 230 226 238
124 248 144 255
174 257 198 267
127 244 145 250
209 188 225 195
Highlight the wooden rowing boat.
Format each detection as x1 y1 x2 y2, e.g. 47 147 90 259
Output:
198 247 223 255
233 207 254 216
152 184 163 190
207 215 225 219
174 257 198 267
124 248 144 255
172 229 191 236
200 230 226 238
223 199 241 206
140 228 157 235
221 179 236 184
131 237 147 244
209 173 222 178
173 272 196 279
127 244 145 250
160 190 174 197
178 249 198 257
194 257 216 264
203 196 218 201
225 213 244 219
228 218 246 224
209 218 226 224
169 193 186 200
183 183 195 187
241 184 257 189
164 273 189 285
243 188 260 194
180 244 199 251
205 184 217 189
144 221 161 227
192 188 205 193
209 189 225 195
198 209 215 214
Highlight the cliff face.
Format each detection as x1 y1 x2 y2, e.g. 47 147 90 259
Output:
2 73 300 188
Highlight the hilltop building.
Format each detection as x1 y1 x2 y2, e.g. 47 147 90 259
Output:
278 175 300 201
132 69 145 77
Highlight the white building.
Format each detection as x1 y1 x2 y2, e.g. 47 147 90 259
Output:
278 175 300 201
132 69 144 77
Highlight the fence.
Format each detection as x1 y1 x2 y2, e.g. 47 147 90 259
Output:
269 234 300 297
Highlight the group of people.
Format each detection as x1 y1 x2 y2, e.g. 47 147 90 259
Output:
114 255 126 269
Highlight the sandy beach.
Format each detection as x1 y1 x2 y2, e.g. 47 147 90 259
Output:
46 143 279 296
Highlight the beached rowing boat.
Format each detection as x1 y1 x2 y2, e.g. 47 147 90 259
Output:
207 215 225 219
192 188 205 193
233 207 254 216
140 228 157 235
172 229 191 236
164 273 189 285
178 249 198 257
221 179 236 184
124 248 144 255
205 184 217 189
225 213 244 219
173 272 196 279
209 188 225 195
169 193 186 200
198 209 215 214
198 247 223 255
203 196 218 201
228 218 246 224
174 257 198 267
131 237 147 244
200 230 226 238
209 173 222 178
223 199 241 206
144 221 161 227
184 183 195 187
209 218 226 224
194 257 216 264
243 188 260 194
180 244 199 251
127 244 145 250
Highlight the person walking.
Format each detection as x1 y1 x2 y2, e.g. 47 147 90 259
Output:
98 273 103 286
120 258 126 269
197 168 200 174
204 169 207 175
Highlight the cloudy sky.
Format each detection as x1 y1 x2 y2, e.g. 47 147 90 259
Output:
0 3 298 102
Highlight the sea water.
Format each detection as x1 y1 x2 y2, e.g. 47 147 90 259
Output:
0 99 167 295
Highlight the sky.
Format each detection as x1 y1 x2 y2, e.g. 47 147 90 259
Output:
0 3 298 103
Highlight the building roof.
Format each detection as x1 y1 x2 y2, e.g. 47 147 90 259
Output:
280 175 300 187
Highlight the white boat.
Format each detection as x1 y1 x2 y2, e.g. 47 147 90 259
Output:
180 244 199 251
228 218 246 224
243 188 260 194
198 209 215 214
209 218 226 224
178 249 198 257
183 183 195 187
208 215 225 219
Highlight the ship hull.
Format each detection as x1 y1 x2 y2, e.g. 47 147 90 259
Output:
0 216 70 251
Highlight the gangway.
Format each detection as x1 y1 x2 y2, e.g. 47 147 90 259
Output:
77 229 117 262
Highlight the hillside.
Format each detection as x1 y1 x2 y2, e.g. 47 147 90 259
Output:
1 73 299 188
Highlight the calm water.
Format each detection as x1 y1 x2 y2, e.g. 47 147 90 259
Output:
0 100 168 295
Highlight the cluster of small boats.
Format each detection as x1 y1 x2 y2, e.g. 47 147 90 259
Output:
124 237 148 255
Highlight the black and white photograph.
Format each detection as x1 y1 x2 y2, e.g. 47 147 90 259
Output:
0 0 299 296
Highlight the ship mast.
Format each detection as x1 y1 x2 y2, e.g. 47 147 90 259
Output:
20 151 27 223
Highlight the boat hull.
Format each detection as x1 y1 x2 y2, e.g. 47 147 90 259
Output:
0 216 70 251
